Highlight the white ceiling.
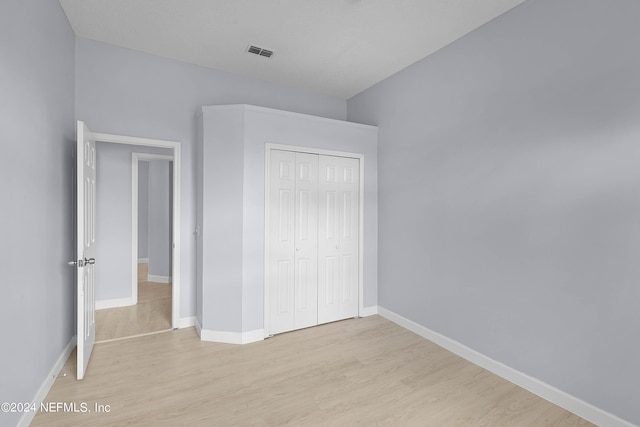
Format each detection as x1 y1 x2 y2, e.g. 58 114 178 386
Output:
59 0 526 99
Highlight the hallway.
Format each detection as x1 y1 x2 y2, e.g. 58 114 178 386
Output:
95 262 171 342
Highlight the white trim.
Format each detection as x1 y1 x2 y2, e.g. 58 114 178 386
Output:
138 258 149 263
96 297 135 310
264 144 366 337
199 328 265 345
147 275 172 284
18 336 76 427
377 307 636 427
92 127 181 330
361 306 378 317
131 157 140 306
196 317 263 344
178 316 196 328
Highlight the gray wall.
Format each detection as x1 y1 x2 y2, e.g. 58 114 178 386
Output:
347 0 640 425
0 1 75 426
148 160 172 279
76 38 347 320
197 107 244 331
138 160 149 259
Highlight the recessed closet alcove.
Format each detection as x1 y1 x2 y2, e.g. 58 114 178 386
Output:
196 105 378 343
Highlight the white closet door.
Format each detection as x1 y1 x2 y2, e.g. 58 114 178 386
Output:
293 152 319 330
269 150 319 334
318 155 360 324
268 150 296 335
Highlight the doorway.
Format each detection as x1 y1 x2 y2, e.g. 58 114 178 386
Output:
94 153 175 342
90 133 181 342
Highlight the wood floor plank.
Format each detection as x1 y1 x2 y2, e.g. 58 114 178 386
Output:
95 279 171 342
32 316 594 426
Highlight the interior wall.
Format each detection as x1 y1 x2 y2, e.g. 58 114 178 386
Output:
347 0 640 425
75 38 347 320
198 105 377 334
0 1 76 425
138 160 149 260
148 159 172 280
197 107 244 332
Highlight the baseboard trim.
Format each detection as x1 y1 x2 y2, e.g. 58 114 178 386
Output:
18 336 76 427
96 297 135 310
138 258 149 264
377 307 635 427
361 305 378 317
178 316 196 328
147 274 171 284
198 326 264 345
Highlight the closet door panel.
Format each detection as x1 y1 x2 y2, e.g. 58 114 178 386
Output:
293 152 319 330
268 150 296 335
318 155 360 324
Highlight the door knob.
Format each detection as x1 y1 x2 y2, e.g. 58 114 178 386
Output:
68 258 95 267
295 247 300 251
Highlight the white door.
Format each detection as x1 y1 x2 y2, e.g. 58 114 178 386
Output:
268 150 295 334
74 121 96 380
268 150 319 334
292 152 319 330
317 155 360 324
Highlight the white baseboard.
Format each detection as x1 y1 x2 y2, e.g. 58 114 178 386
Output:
18 336 76 427
196 324 264 345
138 258 149 264
178 316 196 328
96 297 135 310
361 305 378 317
377 307 635 427
148 274 171 284
240 329 265 344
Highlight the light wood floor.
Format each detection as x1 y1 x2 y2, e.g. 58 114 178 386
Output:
32 316 593 426
95 263 171 342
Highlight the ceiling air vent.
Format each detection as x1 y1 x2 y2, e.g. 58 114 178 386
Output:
247 45 273 58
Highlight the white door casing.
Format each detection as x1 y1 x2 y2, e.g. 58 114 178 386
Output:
317 155 360 324
75 121 96 380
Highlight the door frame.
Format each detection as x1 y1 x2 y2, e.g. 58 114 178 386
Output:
93 132 182 329
264 143 365 337
131 153 174 306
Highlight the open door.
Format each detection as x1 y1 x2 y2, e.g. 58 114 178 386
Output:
71 121 97 380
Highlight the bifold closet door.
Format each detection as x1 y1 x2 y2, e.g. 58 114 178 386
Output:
318 155 360 324
268 150 319 335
